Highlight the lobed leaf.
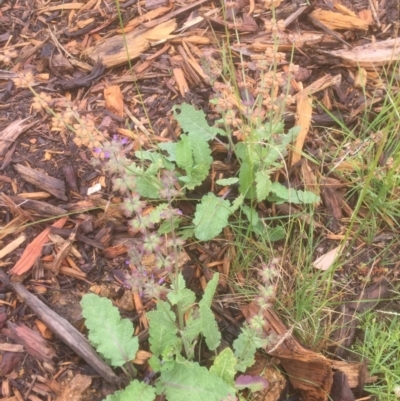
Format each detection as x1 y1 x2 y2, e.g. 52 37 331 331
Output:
159 359 235 401
175 134 193 169
193 193 232 241
210 348 237 386
173 103 224 141
199 304 221 351
104 380 156 401
270 182 320 204
238 162 256 199
216 177 239 186
233 326 267 372
81 294 138 367
147 301 180 356
158 142 177 162
167 273 196 314
255 171 272 202
199 272 219 308
135 175 162 198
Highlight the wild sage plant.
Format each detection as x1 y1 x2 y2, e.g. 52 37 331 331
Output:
82 135 280 400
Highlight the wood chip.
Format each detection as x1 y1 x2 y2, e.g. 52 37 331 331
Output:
292 93 312 166
0 119 32 156
0 234 26 260
85 19 177 68
14 164 68 201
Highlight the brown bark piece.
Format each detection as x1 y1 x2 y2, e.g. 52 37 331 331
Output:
327 37 400 68
331 360 367 390
50 227 104 249
329 371 355 401
0 118 33 156
242 303 333 401
52 225 79 275
54 60 105 90
0 270 119 385
14 164 68 201
63 165 79 192
2 322 56 363
85 20 177 68
8 196 67 216
0 352 23 375
321 183 343 233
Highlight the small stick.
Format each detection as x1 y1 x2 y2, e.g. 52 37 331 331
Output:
0 270 120 385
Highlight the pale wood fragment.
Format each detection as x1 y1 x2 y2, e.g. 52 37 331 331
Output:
311 8 370 30
0 234 26 260
85 20 177 68
327 37 400 68
292 93 312 166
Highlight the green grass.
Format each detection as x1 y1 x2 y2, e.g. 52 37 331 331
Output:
352 312 400 401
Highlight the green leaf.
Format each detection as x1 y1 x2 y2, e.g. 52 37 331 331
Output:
159 360 235 401
104 380 156 401
177 227 195 240
179 163 209 190
193 193 232 241
210 348 237 386
158 217 181 235
199 273 219 308
234 143 247 162
147 301 180 356
150 203 169 224
134 150 165 165
197 273 221 350
238 162 256 199
285 125 301 143
158 142 177 162
176 134 193 169
189 135 213 167
135 175 161 198
269 182 320 204
167 273 196 314
233 326 267 372
199 304 221 351
181 311 202 346
240 205 264 237
230 193 245 213
255 171 272 202
269 182 288 199
261 145 285 166
216 177 239 186
289 189 320 204
267 225 286 241
81 294 138 367
173 104 224 141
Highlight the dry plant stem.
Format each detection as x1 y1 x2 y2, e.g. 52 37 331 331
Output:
0 270 120 385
